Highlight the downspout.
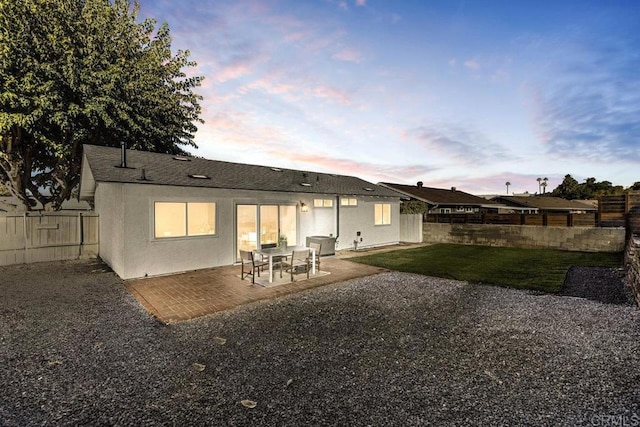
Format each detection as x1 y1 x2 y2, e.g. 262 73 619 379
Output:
335 195 340 248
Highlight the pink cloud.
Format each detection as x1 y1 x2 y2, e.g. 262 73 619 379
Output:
284 31 308 42
215 63 253 83
312 85 352 105
274 152 435 183
464 59 480 70
208 112 246 130
242 77 297 96
333 48 363 63
355 0 366 6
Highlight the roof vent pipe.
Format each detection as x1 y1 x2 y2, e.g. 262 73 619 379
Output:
417 181 423 188
120 142 127 168
451 187 456 192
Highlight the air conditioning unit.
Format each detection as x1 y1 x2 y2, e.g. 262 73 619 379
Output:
305 236 336 256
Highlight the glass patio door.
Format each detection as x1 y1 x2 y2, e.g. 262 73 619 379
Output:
279 205 296 246
260 205 279 247
236 204 297 259
237 205 258 257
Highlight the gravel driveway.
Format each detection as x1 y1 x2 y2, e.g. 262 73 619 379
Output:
1 259 639 426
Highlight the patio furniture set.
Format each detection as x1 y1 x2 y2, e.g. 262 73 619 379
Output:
240 242 322 285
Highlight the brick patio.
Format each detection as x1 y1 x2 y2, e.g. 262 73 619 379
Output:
125 256 387 323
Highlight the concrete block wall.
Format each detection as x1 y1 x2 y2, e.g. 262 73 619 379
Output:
625 236 640 306
423 223 626 253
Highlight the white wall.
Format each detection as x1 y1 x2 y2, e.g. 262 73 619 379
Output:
95 183 400 279
95 183 124 275
337 197 400 250
400 214 423 243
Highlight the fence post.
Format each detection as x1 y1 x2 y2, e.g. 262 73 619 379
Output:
78 212 83 258
598 196 603 227
543 212 548 226
22 212 28 252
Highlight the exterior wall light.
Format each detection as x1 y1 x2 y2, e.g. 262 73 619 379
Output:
300 202 308 212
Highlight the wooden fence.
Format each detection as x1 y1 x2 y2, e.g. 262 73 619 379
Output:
599 191 640 233
0 212 99 266
425 191 640 233
425 212 598 227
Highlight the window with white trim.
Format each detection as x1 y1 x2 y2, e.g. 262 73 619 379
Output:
374 203 391 225
340 197 358 206
314 199 333 208
154 202 216 238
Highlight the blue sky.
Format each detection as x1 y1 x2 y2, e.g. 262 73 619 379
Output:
137 0 639 195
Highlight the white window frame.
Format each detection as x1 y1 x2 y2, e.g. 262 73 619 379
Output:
340 197 358 207
314 199 334 208
374 203 391 226
154 201 217 239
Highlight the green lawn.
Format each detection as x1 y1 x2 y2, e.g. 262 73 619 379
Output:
349 244 623 293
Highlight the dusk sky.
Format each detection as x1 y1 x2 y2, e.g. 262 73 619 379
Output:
136 0 639 195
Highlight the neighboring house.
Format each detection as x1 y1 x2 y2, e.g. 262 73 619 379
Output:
79 145 401 279
491 196 597 214
379 182 503 214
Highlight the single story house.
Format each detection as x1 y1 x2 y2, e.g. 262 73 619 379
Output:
378 182 503 214
79 145 401 279
490 196 597 214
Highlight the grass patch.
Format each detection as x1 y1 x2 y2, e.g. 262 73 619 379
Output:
349 244 623 293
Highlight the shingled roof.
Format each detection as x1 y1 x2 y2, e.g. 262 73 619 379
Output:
378 182 501 207
81 145 400 198
492 196 597 212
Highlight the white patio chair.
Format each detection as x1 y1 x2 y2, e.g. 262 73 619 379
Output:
308 242 321 272
239 250 268 284
280 249 310 282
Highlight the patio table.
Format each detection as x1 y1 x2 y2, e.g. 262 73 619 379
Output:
255 245 316 283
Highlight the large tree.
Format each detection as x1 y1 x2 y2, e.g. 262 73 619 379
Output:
0 0 203 210
549 175 625 199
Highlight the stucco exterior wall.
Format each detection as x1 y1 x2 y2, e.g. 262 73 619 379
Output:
95 183 400 279
338 197 400 250
119 185 236 279
95 183 125 275
423 223 626 252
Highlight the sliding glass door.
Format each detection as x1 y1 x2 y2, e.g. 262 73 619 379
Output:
236 204 297 259
237 205 258 255
279 205 296 246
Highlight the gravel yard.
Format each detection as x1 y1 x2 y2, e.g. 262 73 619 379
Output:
1 259 639 426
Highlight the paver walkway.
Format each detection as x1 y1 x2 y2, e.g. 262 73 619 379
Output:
125 256 386 323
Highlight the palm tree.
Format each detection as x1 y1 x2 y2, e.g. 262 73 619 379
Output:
542 177 548 194
536 177 542 194
505 181 511 194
